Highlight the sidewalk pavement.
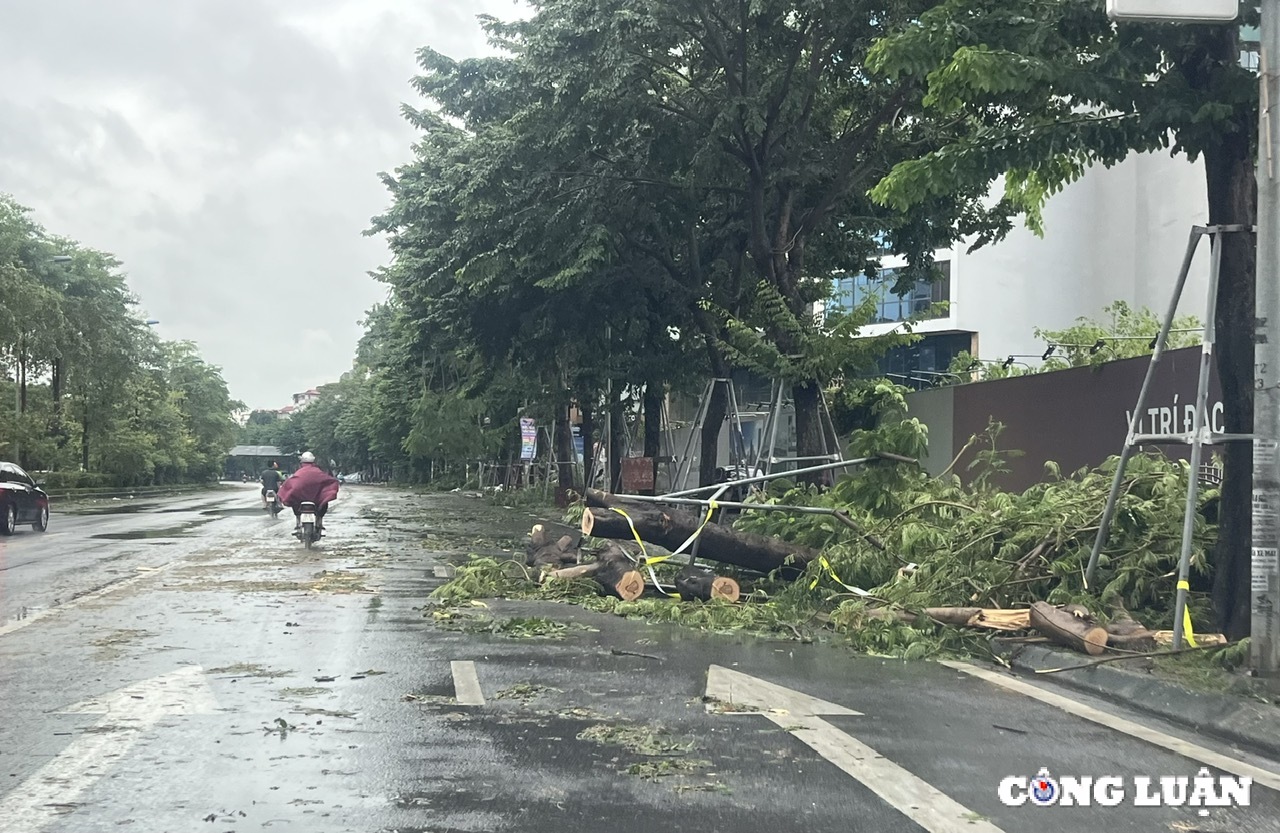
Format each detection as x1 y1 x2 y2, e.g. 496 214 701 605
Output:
993 640 1280 760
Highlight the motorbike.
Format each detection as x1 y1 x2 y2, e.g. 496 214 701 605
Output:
295 501 320 549
265 489 282 518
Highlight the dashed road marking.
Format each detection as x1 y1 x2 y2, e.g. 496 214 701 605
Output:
941 660 1280 791
451 660 485 706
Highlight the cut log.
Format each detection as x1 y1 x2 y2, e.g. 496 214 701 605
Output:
919 607 1030 631
525 525 580 568
1153 630 1229 647
1101 606 1159 652
577 541 643 600
543 563 600 582
581 489 818 577
674 568 741 603
1030 602 1108 655
867 607 1030 631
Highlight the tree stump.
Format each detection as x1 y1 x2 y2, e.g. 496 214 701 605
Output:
674 568 741 602
1029 602 1108 655
590 542 645 601
582 489 817 577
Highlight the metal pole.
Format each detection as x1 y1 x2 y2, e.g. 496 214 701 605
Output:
763 380 785 475
1085 227 1205 587
726 379 747 471
611 491 863 522
659 455 887 498
1174 232 1224 648
675 379 713 491
1254 2 1280 677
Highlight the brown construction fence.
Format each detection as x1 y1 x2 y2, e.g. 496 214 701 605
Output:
902 347 1223 492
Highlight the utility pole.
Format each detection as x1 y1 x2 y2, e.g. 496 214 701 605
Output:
1254 0 1280 680
1107 0 1273 674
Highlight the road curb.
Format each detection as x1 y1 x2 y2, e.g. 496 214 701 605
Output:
993 642 1280 760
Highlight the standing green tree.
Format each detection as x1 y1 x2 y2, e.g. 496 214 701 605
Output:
868 1 1258 636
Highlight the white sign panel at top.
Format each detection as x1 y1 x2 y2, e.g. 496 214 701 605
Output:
1107 0 1239 21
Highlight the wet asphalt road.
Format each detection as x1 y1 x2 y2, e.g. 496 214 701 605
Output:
0 484 1277 833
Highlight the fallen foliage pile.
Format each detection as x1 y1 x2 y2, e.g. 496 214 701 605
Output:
432 385 1238 662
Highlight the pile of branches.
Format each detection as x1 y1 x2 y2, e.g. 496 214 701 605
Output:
434 402 1224 657
727 417 1221 654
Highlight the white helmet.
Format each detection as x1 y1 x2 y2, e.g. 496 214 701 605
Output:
300 451 316 463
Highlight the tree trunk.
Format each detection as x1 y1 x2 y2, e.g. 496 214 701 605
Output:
554 399 577 498
1029 602 1108 655
526 523 579 569
674 567 741 602
1202 56 1257 641
643 382 662 491
608 385 624 492
792 380 826 486
698 381 728 487
18 339 28 416
51 357 64 450
581 488 819 577
544 562 601 581
592 541 645 600
580 396 595 489
81 409 90 472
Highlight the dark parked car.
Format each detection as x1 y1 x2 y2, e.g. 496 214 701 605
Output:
0 461 49 534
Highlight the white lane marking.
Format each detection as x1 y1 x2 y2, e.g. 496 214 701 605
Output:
451 660 485 706
0 666 218 831
705 665 1003 833
941 660 1280 791
783 713 1005 833
0 501 300 640
705 664 861 716
0 561 178 639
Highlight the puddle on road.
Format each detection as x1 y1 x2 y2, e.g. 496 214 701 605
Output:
71 503 159 516
201 507 276 518
209 663 293 678
91 518 214 540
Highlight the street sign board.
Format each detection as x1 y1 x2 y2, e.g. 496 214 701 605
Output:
1107 0 1238 21
519 418 537 461
620 457 656 494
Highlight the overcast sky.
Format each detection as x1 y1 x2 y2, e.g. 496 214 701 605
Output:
0 0 523 410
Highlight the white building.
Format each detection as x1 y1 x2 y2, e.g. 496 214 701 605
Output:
832 149 1212 386
291 388 322 411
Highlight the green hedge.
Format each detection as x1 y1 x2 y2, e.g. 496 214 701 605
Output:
32 471 111 490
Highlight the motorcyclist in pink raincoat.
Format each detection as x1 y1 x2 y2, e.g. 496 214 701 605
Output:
277 452 340 534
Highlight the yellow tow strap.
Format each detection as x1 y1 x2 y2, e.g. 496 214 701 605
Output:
609 501 719 598
810 554 871 597
1177 579 1197 647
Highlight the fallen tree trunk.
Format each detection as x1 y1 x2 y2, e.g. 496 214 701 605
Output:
1030 602 1108 655
1103 616 1158 653
543 563 600 581
1153 630 1228 647
867 607 1030 631
591 542 645 601
582 489 818 577
674 568 741 603
526 524 579 569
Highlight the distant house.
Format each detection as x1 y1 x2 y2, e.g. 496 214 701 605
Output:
277 405 296 420
291 388 321 411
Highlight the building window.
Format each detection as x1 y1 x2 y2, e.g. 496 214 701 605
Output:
829 261 950 324
878 331 974 390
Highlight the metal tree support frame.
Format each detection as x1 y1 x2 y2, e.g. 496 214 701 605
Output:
1085 225 1255 649
642 452 917 568
754 379 845 476
673 378 750 492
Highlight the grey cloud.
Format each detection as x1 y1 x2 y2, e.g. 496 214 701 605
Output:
0 0 519 408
